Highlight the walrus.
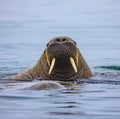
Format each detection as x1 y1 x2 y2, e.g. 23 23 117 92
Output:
14 36 93 81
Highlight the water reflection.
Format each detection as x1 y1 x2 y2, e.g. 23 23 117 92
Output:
0 82 120 119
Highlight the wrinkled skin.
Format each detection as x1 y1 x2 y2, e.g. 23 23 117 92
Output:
14 36 93 81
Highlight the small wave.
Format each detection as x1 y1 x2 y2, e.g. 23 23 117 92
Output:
76 78 120 85
95 66 120 71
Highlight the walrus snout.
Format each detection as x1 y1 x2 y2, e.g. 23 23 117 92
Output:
46 36 77 60
45 36 78 75
47 42 76 58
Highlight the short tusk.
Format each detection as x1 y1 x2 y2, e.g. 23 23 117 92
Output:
70 57 78 73
49 58 56 75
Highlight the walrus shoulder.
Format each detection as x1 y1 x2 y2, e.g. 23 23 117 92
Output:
14 68 35 81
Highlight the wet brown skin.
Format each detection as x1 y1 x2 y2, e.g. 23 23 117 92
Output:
14 36 93 81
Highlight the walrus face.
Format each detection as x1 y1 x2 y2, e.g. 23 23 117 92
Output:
44 36 78 80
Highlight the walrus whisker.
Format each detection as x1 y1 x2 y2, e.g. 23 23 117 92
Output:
49 58 56 75
70 57 78 73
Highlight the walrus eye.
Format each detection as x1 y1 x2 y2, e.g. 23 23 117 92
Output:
74 41 77 45
47 43 49 47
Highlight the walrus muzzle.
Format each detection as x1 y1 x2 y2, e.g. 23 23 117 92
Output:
46 38 78 75
14 36 93 81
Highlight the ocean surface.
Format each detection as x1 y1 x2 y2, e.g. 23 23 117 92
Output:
0 0 120 119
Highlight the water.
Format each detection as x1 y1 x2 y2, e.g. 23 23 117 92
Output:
0 0 120 119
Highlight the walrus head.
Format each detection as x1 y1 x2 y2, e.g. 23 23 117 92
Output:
35 36 93 81
46 36 77 74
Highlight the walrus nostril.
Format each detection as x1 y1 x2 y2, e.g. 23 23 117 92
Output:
63 38 66 42
56 38 67 42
